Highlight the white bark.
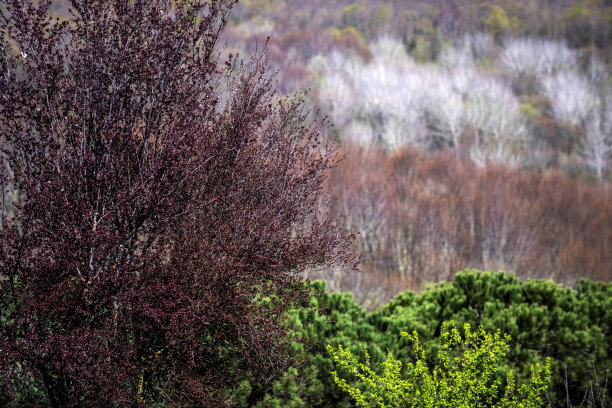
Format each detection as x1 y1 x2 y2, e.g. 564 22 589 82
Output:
583 100 612 178
465 76 528 166
543 70 597 126
501 38 576 78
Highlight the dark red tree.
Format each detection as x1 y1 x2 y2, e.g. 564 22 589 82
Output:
0 0 355 406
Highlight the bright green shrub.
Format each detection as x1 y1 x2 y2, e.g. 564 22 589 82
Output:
328 322 551 408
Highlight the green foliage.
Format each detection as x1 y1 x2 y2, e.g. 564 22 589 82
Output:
562 0 601 46
520 103 541 121
371 4 393 33
485 6 520 40
249 271 611 407
247 280 386 407
328 322 551 408
0 363 50 407
326 26 372 60
374 271 612 405
342 4 368 29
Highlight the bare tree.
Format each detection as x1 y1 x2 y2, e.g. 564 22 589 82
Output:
310 52 359 129
354 60 429 149
501 38 576 94
438 41 475 70
464 76 528 166
427 72 471 148
583 99 612 178
543 70 597 126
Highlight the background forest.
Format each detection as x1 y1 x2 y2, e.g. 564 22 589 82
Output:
2 0 612 406
45 0 612 306
224 1 612 405
219 0 612 307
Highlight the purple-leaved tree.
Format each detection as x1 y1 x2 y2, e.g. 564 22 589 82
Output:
0 0 355 406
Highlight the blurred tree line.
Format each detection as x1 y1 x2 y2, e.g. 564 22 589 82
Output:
313 144 612 308
229 0 612 59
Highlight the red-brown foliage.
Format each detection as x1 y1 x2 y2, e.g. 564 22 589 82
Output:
329 142 612 305
0 1 355 406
